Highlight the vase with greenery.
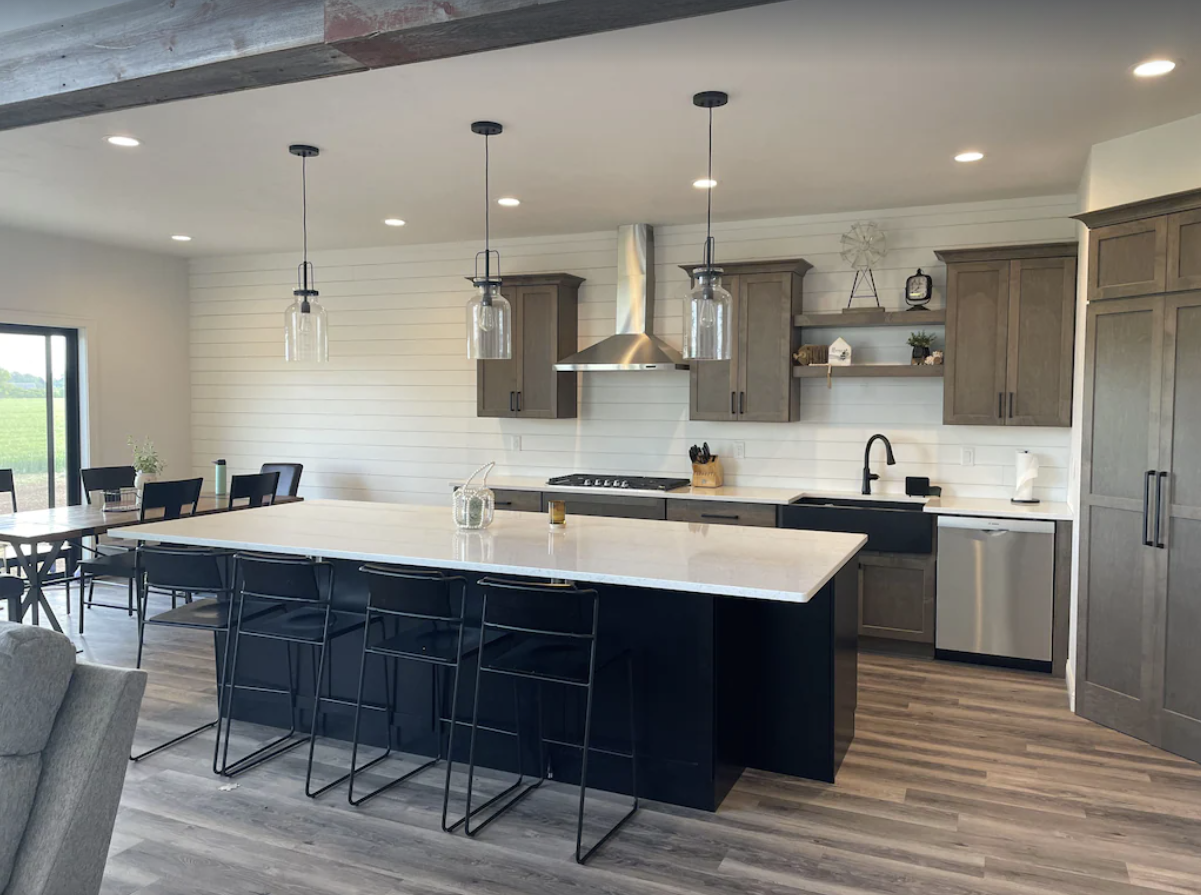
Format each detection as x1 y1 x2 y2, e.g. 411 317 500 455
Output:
128 436 165 496
907 331 937 365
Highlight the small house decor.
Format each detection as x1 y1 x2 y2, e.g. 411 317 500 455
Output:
907 331 936 364
829 337 852 366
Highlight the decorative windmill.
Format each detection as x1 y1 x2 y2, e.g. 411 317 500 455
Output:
840 222 888 309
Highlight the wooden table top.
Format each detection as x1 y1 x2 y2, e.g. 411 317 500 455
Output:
0 495 300 544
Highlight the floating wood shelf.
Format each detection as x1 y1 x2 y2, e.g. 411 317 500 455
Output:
793 364 945 379
794 309 946 328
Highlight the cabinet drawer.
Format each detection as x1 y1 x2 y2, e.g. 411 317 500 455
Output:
551 493 666 520
666 500 777 527
491 489 543 512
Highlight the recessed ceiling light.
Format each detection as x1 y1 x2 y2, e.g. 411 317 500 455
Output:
497 197 521 207
955 151 985 163
105 135 140 147
171 235 192 242
383 218 406 227
1133 59 1176 78
693 178 718 189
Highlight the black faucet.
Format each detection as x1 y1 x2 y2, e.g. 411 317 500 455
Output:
862 433 896 495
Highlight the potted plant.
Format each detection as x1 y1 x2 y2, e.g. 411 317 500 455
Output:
907 331 937 365
128 436 165 497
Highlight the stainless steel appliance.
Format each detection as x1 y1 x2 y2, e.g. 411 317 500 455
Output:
935 515 1055 670
547 474 689 492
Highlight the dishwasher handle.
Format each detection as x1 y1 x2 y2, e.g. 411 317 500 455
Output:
936 515 1056 535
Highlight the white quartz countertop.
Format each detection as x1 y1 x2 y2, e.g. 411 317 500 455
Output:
923 497 1073 521
110 499 866 604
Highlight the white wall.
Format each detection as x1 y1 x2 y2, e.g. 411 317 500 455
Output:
0 224 191 473
190 195 1076 504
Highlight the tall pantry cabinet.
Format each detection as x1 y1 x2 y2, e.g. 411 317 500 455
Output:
1074 189 1201 763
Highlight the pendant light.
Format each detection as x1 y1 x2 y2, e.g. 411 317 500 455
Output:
684 91 733 362
466 121 512 360
284 144 328 363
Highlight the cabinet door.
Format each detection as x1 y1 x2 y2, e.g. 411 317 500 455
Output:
491 489 543 512
1087 218 1167 301
858 552 934 643
689 274 739 421
1153 291 1201 762
1166 211 1201 292
1076 296 1163 744
1006 257 1076 427
476 286 522 418
666 500 777 527
738 272 796 422
515 285 557 418
943 261 1009 425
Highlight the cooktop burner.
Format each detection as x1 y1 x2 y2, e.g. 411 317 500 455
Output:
547 474 691 492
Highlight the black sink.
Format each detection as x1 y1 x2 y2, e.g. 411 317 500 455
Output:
780 497 933 554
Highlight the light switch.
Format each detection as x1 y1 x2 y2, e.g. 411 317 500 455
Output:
731 441 746 460
961 447 975 467
504 435 522 452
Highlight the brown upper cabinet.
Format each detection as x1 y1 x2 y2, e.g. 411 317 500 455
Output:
936 243 1077 428
680 258 812 422
476 273 582 419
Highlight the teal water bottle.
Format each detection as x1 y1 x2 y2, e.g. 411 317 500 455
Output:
214 459 227 497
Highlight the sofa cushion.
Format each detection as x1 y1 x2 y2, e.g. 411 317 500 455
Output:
0 621 77 891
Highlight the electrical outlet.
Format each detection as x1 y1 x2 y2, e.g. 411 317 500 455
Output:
961 447 975 467
731 441 746 460
504 434 521 452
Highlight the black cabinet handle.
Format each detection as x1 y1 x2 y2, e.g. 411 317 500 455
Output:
509 391 515 412
516 391 522 412
495 501 513 507
1008 392 1014 419
1143 470 1155 546
1155 471 1168 549
739 391 746 414
998 392 1004 419
701 513 740 521
730 391 736 415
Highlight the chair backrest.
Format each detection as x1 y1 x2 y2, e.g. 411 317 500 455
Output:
139 545 231 594
81 467 136 504
360 564 464 622
260 463 302 498
477 577 598 638
139 478 203 522
228 472 278 509
236 552 327 604
0 468 15 513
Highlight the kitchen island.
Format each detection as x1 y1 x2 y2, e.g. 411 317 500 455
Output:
113 499 865 810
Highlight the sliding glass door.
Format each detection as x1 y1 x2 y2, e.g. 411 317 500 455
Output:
0 324 82 510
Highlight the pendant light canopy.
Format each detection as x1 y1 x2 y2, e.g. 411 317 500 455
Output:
284 144 328 363
684 91 733 362
466 121 512 360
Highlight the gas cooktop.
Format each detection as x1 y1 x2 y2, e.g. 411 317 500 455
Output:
546 474 690 492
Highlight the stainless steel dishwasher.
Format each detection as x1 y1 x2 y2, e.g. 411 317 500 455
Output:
935 516 1055 671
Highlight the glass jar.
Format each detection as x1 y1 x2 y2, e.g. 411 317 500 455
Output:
453 461 497 530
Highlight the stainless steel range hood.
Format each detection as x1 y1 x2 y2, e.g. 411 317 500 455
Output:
555 224 688 371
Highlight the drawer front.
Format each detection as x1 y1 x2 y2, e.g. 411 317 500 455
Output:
551 493 666 520
666 500 778 527
491 489 543 512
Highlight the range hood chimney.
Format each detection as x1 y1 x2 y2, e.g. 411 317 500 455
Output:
555 224 688 371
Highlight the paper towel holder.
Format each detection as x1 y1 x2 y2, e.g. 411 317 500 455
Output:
1012 449 1041 505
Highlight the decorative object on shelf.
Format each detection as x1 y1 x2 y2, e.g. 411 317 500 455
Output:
905 268 933 309
926 350 944 366
284 144 328 363
1012 450 1041 505
907 330 937 364
453 461 497 530
793 344 829 366
689 442 724 488
466 122 512 360
547 499 566 529
684 90 734 361
829 337 852 366
840 222 888 309
128 435 164 500
213 459 228 497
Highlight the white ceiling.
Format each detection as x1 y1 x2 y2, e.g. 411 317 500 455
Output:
1 0 1200 256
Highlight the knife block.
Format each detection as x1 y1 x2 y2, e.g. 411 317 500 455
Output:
691 458 724 488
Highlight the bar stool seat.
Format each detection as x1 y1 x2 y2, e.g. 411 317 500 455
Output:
373 623 489 664
147 597 230 628
237 605 363 641
483 637 595 684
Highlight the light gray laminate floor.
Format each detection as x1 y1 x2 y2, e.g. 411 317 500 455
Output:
15 584 1201 895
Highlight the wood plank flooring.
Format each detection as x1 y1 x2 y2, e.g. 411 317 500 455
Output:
13 585 1201 895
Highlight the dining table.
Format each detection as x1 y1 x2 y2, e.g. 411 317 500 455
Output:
0 494 300 633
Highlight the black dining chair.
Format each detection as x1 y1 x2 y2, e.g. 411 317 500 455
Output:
1 467 72 608
228 471 279 509
1 574 25 621
75 466 139 615
260 463 303 499
76 477 203 634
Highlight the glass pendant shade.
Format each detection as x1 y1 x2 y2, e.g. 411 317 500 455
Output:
285 296 328 363
466 282 511 360
684 270 733 361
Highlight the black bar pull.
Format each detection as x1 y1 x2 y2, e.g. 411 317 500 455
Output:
739 391 746 414
1156 471 1168 549
495 501 513 507
998 392 1004 419
516 392 522 412
509 391 515 412
731 391 736 414
1008 392 1015 419
1143 470 1155 546
701 513 740 521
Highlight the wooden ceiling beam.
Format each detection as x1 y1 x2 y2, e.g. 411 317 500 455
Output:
0 0 781 132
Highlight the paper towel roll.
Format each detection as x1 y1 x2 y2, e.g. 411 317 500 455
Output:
1014 451 1039 502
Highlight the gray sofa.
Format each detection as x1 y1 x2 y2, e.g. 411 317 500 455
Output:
0 620 146 895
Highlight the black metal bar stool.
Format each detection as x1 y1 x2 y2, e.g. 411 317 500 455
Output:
132 544 236 770
464 577 639 864
218 553 366 796
347 565 482 829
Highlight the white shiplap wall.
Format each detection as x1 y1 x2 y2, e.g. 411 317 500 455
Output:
190 195 1077 504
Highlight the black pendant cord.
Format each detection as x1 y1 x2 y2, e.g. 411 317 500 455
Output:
704 103 714 271
484 132 491 284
